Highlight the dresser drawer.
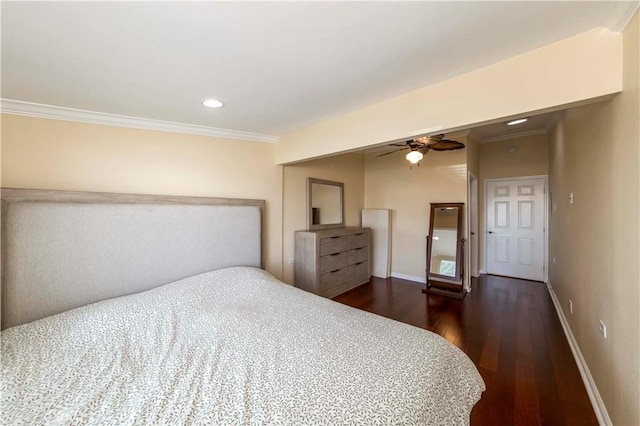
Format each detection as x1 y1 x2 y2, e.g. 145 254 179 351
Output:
347 232 368 249
347 247 368 265
319 267 349 289
319 235 348 256
352 261 369 277
319 252 347 273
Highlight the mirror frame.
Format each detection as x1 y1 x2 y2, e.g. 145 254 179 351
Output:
426 202 464 285
307 178 345 230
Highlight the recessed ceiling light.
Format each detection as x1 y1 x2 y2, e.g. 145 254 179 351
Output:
202 99 224 108
506 118 527 126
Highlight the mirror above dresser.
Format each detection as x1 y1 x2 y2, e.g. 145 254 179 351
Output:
307 178 344 230
296 178 370 298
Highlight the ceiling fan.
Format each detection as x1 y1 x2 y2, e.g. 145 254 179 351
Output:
376 134 466 165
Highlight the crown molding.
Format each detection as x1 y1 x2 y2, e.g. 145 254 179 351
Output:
0 99 278 143
605 2 639 32
477 128 547 144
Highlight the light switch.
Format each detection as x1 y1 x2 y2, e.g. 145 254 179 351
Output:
569 192 574 204
599 320 607 339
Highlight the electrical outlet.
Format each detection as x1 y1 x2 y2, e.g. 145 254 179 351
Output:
599 320 607 339
288 257 295 265
568 299 573 314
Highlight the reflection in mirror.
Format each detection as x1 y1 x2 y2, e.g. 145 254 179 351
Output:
430 207 459 277
307 178 344 230
311 183 342 224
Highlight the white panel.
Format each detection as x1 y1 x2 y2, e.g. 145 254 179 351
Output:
362 209 391 279
518 201 534 229
518 238 534 266
518 185 535 196
495 201 509 228
495 236 509 263
494 186 510 197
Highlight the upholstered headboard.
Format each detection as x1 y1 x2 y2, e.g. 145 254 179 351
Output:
0 188 265 329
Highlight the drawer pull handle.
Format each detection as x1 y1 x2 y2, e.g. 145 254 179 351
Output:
331 269 341 273
355 233 363 236
330 236 341 239
355 262 363 265
330 253 340 257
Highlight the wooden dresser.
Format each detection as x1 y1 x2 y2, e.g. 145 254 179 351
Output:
294 227 371 298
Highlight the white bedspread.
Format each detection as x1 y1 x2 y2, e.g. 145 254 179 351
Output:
1 267 484 425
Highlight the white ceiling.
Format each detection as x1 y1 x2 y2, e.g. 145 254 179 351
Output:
1 2 636 139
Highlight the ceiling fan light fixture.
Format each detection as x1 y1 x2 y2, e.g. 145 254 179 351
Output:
406 150 423 164
202 99 224 108
506 118 527 126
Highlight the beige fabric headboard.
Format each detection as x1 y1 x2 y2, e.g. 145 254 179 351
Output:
0 188 265 329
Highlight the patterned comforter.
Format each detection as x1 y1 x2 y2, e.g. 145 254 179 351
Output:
1 267 484 425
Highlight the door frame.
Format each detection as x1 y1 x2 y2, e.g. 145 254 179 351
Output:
467 172 479 280
483 175 549 283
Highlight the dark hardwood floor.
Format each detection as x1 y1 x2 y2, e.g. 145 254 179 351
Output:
332 274 598 426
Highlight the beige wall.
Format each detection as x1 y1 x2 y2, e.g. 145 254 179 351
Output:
479 133 549 180
548 12 639 425
466 134 480 178
478 133 549 270
276 28 622 164
1 114 284 279
282 153 365 284
364 146 467 281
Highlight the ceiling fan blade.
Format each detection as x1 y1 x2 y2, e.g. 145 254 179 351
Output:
376 147 408 157
414 135 444 145
428 140 466 151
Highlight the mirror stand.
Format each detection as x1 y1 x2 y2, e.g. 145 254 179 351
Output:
421 202 467 299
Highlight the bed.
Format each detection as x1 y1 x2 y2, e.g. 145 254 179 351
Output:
0 188 484 425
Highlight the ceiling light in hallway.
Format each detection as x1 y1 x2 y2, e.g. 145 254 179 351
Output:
506 118 528 125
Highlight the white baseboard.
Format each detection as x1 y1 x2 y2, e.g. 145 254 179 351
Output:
390 272 426 284
478 269 486 275
546 281 612 426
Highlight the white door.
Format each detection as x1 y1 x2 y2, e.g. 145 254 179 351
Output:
362 209 392 278
486 178 545 281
